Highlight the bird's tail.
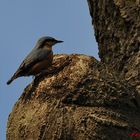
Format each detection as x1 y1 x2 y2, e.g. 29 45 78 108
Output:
7 72 19 85
7 76 16 85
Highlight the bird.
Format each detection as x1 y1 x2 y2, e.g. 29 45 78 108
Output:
7 36 63 85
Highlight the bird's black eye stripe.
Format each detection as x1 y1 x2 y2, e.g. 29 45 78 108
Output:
47 38 56 42
38 39 56 48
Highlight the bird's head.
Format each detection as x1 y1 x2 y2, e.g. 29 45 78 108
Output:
36 36 63 49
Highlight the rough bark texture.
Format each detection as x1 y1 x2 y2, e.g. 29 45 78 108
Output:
88 0 140 93
7 0 140 140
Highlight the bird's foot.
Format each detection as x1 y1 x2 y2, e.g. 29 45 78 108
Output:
33 70 49 83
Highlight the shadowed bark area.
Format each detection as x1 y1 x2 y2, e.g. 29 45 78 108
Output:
7 0 140 140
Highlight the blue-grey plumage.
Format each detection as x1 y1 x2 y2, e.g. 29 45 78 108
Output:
7 36 63 85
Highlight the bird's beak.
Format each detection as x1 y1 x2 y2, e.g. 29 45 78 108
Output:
56 40 63 43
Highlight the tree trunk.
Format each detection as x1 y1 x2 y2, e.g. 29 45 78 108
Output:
7 1 140 140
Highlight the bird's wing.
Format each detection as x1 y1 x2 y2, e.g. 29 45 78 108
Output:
15 48 52 76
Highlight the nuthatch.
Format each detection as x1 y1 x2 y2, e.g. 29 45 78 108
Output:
7 36 63 85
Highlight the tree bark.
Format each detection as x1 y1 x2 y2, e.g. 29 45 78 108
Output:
7 0 140 140
87 0 140 93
